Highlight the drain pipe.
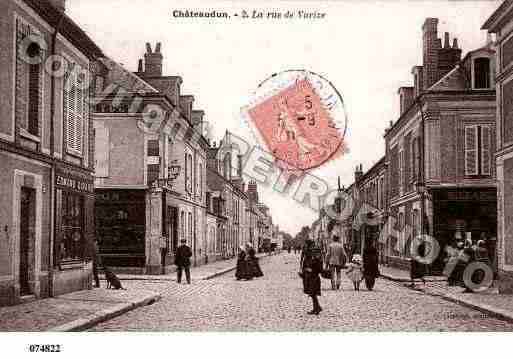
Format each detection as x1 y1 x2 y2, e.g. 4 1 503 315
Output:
48 13 65 298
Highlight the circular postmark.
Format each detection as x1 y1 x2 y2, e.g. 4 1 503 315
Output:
242 69 348 177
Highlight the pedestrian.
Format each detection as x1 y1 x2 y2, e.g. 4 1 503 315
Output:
246 243 263 278
409 240 427 288
235 246 252 280
300 239 323 315
346 254 363 291
326 235 346 290
91 239 101 288
362 241 380 291
288 246 291 254
175 239 192 284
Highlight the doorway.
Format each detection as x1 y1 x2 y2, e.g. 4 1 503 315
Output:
19 187 35 296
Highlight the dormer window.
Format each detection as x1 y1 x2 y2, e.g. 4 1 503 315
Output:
474 57 491 89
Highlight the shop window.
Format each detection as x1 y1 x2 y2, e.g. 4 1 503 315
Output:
61 192 84 261
464 125 491 176
474 57 491 89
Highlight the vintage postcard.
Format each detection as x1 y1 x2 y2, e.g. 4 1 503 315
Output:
1 0 512 356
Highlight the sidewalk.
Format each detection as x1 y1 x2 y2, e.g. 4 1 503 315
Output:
0 288 160 332
103 253 269 281
0 255 271 332
380 265 513 323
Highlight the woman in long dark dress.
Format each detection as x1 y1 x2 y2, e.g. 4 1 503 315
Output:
235 246 252 280
300 239 323 315
410 240 427 287
246 244 263 278
363 241 380 290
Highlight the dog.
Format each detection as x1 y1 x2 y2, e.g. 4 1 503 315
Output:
103 267 126 290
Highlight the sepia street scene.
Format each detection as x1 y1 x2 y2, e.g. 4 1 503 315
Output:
1 0 513 339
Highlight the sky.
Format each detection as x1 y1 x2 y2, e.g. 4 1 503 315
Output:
68 0 500 236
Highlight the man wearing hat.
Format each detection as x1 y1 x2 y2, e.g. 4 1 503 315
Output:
175 239 193 284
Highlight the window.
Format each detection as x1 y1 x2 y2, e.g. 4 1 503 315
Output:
60 192 84 261
64 61 88 155
180 211 185 241
464 125 491 176
398 150 404 194
198 161 203 201
147 140 159 156
185 153 193 193
16 17 44 138
474 57 491 89
188 212 193 243
28 63 40 136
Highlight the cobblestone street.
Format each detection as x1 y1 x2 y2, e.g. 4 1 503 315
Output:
91 253 513 331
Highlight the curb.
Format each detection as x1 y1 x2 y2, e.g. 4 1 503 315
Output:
434 293 513 323
46 293 162 332
201 266 237 280
382 274 513 324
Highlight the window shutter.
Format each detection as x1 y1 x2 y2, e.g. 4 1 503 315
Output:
464 126 478 175
64 63 85 155
481 125 491 175
184 153 188 191
66 68 77 152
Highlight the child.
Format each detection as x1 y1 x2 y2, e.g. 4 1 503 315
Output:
346 254 364 291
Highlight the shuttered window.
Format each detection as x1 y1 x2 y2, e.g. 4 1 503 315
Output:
481 125 491 175
465 125 492 176
465 126 478 175
63 61 87 155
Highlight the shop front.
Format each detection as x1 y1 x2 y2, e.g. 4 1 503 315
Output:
431 187 497 274
95 189 146 269
52 164 95 296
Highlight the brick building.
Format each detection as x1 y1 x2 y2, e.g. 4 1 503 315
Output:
384 18 497 273
93 43 210 274
483 0 513 293
0 0 103 305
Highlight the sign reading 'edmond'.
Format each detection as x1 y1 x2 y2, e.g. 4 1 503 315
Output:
55 167 94 194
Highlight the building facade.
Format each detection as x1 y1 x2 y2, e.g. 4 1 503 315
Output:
483 0 513 293
93 43 209 274
0 0 103 305
384 18 496 273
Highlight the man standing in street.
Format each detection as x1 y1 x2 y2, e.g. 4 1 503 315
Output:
326 235 346 290
175 239 192 284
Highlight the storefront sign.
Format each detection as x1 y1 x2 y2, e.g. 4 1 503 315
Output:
434 189 496 202
55 167 94 194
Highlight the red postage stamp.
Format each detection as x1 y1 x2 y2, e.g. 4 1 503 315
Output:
245 72 348 177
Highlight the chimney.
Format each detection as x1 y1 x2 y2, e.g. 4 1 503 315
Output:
452 38 459 49
422 18 440 90
398 87 414 115
191 110 205 135
438 33 462 80
48 0 65 12
355 164 363 182
412 66 424 98
179 95 194 122
137 59 143 73
144 42 163 77
444 32 450 48
237 154 243 178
